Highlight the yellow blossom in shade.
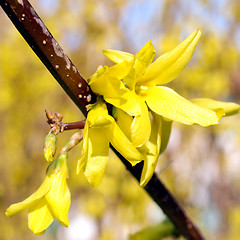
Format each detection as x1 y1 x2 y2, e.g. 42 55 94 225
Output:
77 101 142 187
89 30 225 148
114 108 172 186
5 153 70 235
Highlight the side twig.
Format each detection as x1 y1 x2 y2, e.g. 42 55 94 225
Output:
45 109 85 133
0 1 205 239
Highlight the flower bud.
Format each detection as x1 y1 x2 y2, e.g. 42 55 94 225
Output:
43 132 57 162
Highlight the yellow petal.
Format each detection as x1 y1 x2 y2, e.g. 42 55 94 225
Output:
89 60 133 96
191 98 240 117
89 62 141 116
135 41 156 70
123 67 141 93
160 118 172 154
108 122 142 165
6 177 52 217
145 113 162 155
107 60 134 79
45 162 70 227
138 29 201 85
103 49 134 63
87 102 114 127
84 127 109 187
77 121 89 174
122 67 136 91
124 41 156 90
90 75 126 98
28 198 54 235
131 97 151 147
114 107 133 140
90 70 141 116
105 89 141 116
89 60 133 85
140 113 162 187
88 66 108 83
140 155 158 187
145 86 219 126
114 101 151 148
134 41 156 78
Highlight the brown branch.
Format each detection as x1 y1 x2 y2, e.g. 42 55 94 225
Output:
113 150 205 240
1 0 96 116
0 1 205 239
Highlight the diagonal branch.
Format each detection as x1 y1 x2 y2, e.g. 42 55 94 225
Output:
0 1 205 239
1 0 96 115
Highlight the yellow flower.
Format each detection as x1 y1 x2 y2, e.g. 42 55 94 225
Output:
89 30 224 148
5 153 70 235
89 29 240 186
77 101 142 187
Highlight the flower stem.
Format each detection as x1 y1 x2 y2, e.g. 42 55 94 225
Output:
60 130 83 154
1 1 205 239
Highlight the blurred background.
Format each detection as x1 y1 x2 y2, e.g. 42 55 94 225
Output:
0 0 240 239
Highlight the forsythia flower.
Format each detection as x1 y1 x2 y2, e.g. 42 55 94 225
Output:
5 153 70 235
77 101 142 187
88 29 240 186
89 30 222 147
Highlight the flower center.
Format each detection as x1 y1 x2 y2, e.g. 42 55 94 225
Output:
135 85 149 96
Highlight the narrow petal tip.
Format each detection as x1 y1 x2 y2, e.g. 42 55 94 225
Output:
33 230 45 235
195 28 201 37
5 204 21 217
139 29 202 85
103 49 134 63
5 208 12 217
58 218 69 227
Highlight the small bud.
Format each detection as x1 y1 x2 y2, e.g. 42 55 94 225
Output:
43 132 57 162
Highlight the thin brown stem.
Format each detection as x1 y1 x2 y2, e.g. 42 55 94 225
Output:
1 1 205 239
62 121 86 131
45 109 85 133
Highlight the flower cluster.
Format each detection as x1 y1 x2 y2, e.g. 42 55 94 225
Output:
6 30 240 235
82 29 240 186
